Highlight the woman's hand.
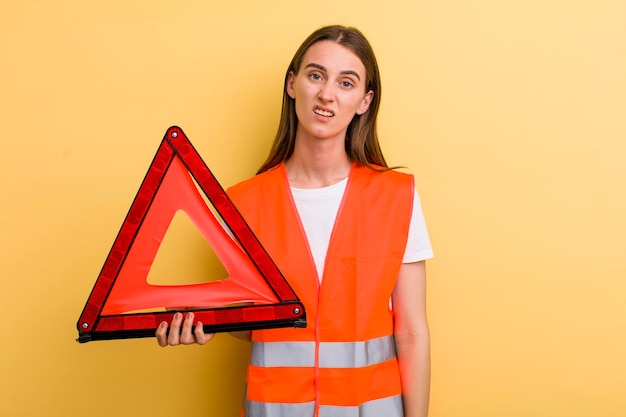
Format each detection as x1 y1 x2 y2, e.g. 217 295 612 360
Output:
155 312 216 347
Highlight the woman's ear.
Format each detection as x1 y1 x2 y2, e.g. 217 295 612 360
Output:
356 90 374 115
286 71 296 99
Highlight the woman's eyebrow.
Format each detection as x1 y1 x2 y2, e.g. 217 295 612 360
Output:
304 62 361 81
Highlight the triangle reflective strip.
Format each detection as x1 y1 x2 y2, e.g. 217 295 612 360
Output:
101 155 280 314
76 126 306 342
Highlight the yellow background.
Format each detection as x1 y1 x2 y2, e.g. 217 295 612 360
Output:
1 1 625 416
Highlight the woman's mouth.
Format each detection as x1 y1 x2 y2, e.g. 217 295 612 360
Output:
314 107 334 117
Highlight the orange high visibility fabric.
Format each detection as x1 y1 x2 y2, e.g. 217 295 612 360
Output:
228 163 413 413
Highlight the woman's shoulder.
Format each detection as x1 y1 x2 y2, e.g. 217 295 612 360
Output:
227 165 283 197
354 163 414 186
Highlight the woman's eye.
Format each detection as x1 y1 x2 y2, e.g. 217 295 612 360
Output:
341 81 354 88
310 73 322 81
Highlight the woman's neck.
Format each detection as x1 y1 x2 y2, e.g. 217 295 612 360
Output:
285 134 352 189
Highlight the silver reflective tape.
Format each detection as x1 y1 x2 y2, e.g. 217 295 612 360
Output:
319 335 396 368
244 399 315 417
319 395 404 417
250 341 315 367
250 335 396 368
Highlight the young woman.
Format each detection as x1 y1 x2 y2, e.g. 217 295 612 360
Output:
156 25 433 417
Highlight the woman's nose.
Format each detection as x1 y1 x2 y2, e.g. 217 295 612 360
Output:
318 82 335 102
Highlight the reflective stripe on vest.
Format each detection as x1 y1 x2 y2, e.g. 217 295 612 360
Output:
250 335 396 368
244 400 315 417
245 395 402 417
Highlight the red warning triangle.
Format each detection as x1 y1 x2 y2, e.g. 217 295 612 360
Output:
77 126 306 342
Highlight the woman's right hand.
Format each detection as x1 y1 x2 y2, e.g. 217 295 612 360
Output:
155 311 216 347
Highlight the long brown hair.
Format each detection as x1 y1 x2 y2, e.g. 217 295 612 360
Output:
257 25 387 174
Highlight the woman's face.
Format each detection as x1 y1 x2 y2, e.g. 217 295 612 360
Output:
287 41 373 143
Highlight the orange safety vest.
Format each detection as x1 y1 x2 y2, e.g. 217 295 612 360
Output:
228 163 414 417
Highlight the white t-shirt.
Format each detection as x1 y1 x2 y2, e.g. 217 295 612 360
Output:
291 178 433 280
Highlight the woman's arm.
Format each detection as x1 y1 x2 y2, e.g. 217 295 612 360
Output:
392 261 430 417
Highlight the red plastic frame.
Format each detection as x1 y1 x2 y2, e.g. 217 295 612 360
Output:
76 126 305 342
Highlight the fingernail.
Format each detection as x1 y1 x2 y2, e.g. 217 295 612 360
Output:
159 321 167 329
174 312 182 319
187 312 194 320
